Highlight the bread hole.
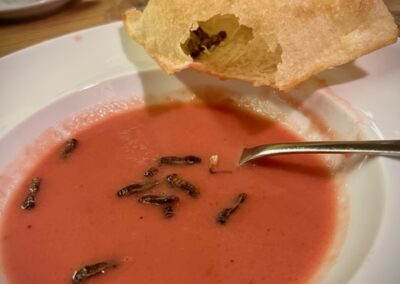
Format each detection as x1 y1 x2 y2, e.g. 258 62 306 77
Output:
181 14 254 60
181 14 281 82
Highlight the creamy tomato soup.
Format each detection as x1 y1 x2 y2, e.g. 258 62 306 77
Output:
0 103 337 284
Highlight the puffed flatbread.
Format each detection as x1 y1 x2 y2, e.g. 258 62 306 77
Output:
124 0 398 91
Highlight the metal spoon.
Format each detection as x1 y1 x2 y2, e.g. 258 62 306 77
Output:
239 140 400 165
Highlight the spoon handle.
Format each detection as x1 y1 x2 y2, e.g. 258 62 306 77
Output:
239 140 400 165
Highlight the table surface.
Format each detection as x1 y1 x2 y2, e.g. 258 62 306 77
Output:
0 0 135 57
0 0 399 58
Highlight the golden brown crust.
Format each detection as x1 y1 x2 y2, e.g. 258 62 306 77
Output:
124 0 398 91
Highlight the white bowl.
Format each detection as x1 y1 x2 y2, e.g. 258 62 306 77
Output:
0 69 387 284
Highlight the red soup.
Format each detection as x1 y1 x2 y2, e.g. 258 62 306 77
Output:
0 103 337 284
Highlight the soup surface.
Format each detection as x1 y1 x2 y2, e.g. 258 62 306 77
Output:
0 103 337 284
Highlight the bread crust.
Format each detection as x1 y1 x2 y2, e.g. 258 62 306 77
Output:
124 1 398 91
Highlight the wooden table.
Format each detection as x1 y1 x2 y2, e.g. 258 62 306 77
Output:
0 0 133 57
0 0 399 58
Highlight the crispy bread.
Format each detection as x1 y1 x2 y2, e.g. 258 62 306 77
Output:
124 0 398 91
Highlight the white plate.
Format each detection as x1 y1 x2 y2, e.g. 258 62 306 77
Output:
0 0 70 20
0 22 399 284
